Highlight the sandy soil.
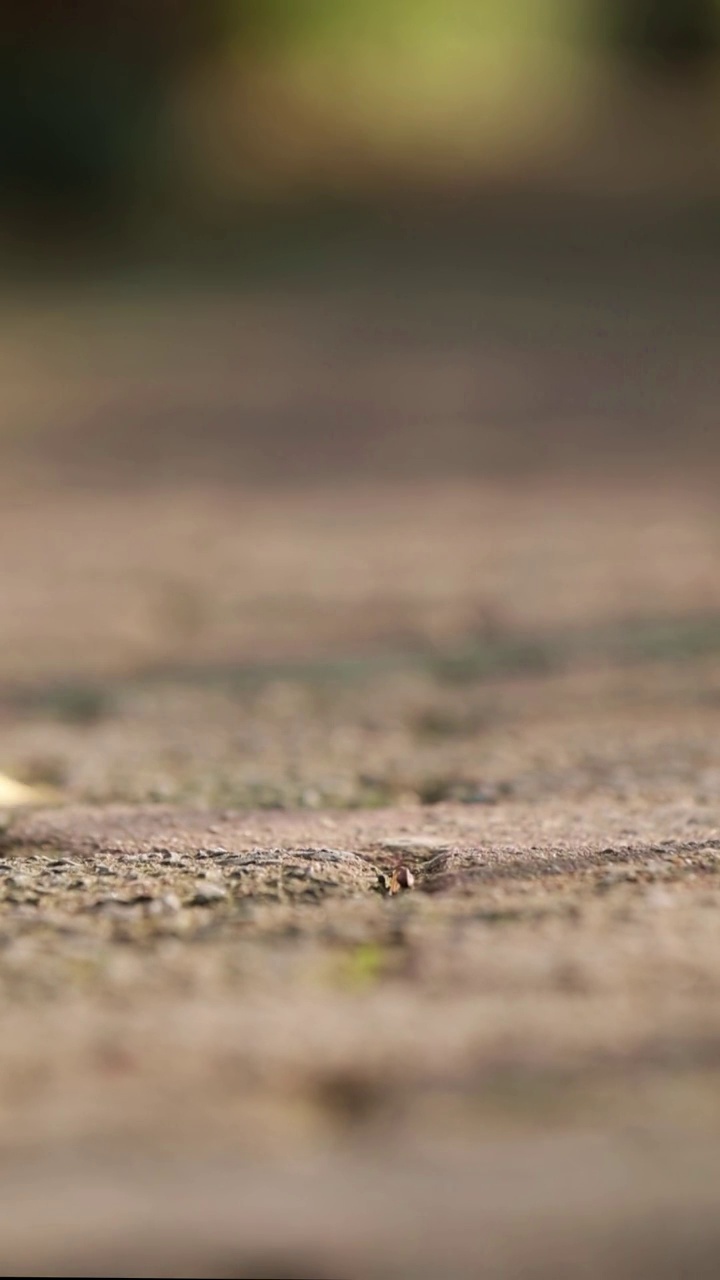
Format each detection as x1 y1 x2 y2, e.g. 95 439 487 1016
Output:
3 248 720 1275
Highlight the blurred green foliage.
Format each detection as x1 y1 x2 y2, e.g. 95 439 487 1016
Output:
0 1 718 230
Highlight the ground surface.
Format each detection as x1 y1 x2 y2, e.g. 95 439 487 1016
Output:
2 223 720 1276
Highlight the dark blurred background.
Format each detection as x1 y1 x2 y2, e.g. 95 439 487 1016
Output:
1 1 720 467
2 1 720 687
1 0 720 234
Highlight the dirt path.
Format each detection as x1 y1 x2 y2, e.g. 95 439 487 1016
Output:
3 260 720 1274
3 791 720 1275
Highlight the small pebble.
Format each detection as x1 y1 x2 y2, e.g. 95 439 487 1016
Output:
147 893 182 916
376 866 415 895
188 884 228 906
396 866 415 890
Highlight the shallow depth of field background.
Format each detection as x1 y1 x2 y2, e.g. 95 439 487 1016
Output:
2 1 720 702
3 0 720 486
4 6 720 1279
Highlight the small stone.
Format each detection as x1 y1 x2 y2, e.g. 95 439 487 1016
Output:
396 865 415 890
147 892 182 916
4 875 31 889
376 866 415 895
187 884 228 906
88 897 126 916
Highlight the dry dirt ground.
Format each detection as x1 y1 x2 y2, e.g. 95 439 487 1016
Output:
3 234 720 1277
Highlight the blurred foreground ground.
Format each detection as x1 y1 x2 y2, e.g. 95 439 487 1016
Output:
2 212 720 1275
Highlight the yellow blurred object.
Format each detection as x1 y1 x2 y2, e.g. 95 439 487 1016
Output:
0 773 55 808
